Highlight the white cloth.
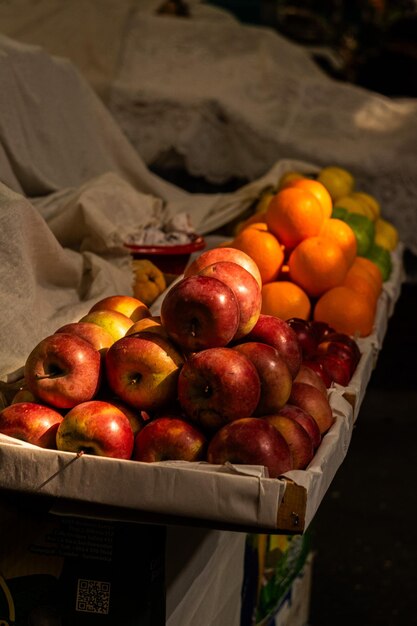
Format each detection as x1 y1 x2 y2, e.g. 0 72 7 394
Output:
0 34 308 382
2 0 416 254
0 184 133 380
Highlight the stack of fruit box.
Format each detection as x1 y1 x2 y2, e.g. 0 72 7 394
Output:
0 492 166 626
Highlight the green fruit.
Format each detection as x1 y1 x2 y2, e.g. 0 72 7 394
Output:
344 213 375 256
365 243 392 281
331 206 349 220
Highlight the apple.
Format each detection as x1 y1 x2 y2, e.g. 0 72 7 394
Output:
197 261 262 339
234 314 302 379
207 417 293 478
55 321 114 354
294 363 328 397
88 294 151 322
277 404 322 449
132 416 207 462
302 357 333 388
184 246 262 289
11 388 38 404
264 414 314 470
315 353 352 387
318 332 361 370
79 309 134 341
286 317 318 358
56 400 134 459
309 320 335 343
105 331 184 411
24 333 101 409
289 381 335 435
232 341 292 415
160 275 240 352
0 402 63 448
125 315 167 338
108 399 147 436
177 347 261 432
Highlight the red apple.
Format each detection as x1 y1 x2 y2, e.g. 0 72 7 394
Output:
302 357 333 388
232 341 292 415
264 414 314 470
207 417 293 478
160 275 240 352
24 333 101 409
132 416 207 462
235 314 302 379
286 317 318 358
55 321 114 354
56 400 134 459
197 261 262 339
318 332 361 371
105 332 184 411
277 404 322 450
79 309 134 340
177 347 261 432
289 381 335 435
184 246 262 289
315 353 352 386
0 402 63 448
309 320 335 342
88 294 151 322
294 363 328 397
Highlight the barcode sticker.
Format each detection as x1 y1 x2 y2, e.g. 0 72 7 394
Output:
76 579 111 614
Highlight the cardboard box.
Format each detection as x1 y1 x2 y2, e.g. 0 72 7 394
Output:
0 492 166 626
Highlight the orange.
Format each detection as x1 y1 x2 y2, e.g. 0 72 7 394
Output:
353 256 383 292
286 178 333 219
266 187 325 250
314 285 375 337
319 217 357 268
349 256 383 296
288 235 349 298
231 223 284 284
261 281 311 321
342 268 380 304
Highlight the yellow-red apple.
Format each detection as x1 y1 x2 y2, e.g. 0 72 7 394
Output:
105 332 184 411
56 400 134 459
24 333 102 409
79 309 134 340
88 294 151 322
0 402 63 448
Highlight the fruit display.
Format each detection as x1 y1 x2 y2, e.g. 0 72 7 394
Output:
224 164 399 338
0 250 346 480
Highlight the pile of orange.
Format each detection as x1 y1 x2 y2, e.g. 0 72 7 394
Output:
218 171 389 338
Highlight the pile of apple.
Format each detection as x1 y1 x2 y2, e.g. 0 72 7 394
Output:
0 247 361 479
